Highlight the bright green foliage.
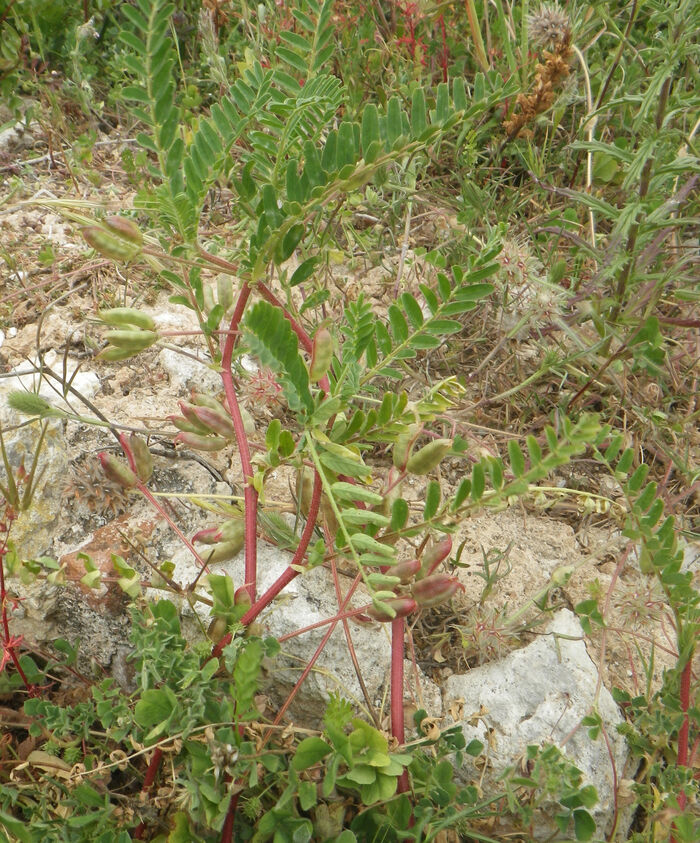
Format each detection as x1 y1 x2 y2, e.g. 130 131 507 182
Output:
245 301 313 414
3 0 698 840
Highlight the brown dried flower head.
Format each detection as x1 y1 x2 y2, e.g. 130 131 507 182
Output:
528 3 572 49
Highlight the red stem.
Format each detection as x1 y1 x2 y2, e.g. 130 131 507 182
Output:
0 525 35 695
276 601 376 642
220 791 239 843
210 470 323 659
118 435 209 572
132 746 164 839
220 284 258 601
391 617 410 794
262 574 363 742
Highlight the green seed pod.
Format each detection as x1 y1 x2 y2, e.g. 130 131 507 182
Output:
98 453 137 489
234 584 253 610
82 226 141 261
309 327 333 382
296 467 315 519
98 346 144 362
638 546 654 576
296 467 337 535
104 216 143 245
207 615 229 644
190 392 222 410
104 330 158 351
393 424 421 470
379 467 403 518
240 407 256 435
406 438 452 475
128 434 153 482
168 415 210 434
217 275 234 312
367 596 417 622
203 534 246 564
174 432 228 451
178 402 214 433
203 283 216 312
219 519 245 543
98 308 155 331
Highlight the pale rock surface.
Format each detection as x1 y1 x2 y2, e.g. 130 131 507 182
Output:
0 385 70 559
158 347 222 394
1 351 100 409
167 538 400 725
450 507 583 606
444 609 628 839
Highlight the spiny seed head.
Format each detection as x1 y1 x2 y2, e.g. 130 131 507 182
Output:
528 3 572 49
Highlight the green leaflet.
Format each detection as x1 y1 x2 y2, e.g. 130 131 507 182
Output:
245 302 313 414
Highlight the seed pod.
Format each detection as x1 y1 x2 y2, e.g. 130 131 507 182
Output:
217 275 234 312
168 415 210 434
98 346 145 362
190 392 222 410
98 308 155 331
234 584 252 610
82 226 141 261
203 283 216 312
193 526 224 545
378 466 403 518
367 596 418 622
393 424 421 470
420 535 453 578
178 402 214 433
104 216 143 245
392 559 422 584
104 329 158 351
309 327 333 382
411 574 463 608
98 453 137 489
207 615 229 644
128 434 153 482
406 438 452 475
296 467 315 518
174 432 228 451
188 404 236 439
219 520 245 544
203 534 245 564
240 407 256 435
296 467 337 535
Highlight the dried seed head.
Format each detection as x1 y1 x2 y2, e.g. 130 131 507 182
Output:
528 3 572 49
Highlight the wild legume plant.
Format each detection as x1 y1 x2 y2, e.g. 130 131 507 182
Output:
2 0 698 840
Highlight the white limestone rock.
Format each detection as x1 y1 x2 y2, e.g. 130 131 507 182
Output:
444 609 629 839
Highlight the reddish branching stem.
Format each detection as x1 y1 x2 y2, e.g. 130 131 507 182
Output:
118 434 208 572
132 746 164 839
391 617 410 795
0 517 35 695
673 656 693 832
220 283 258 601
210 469 323 660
